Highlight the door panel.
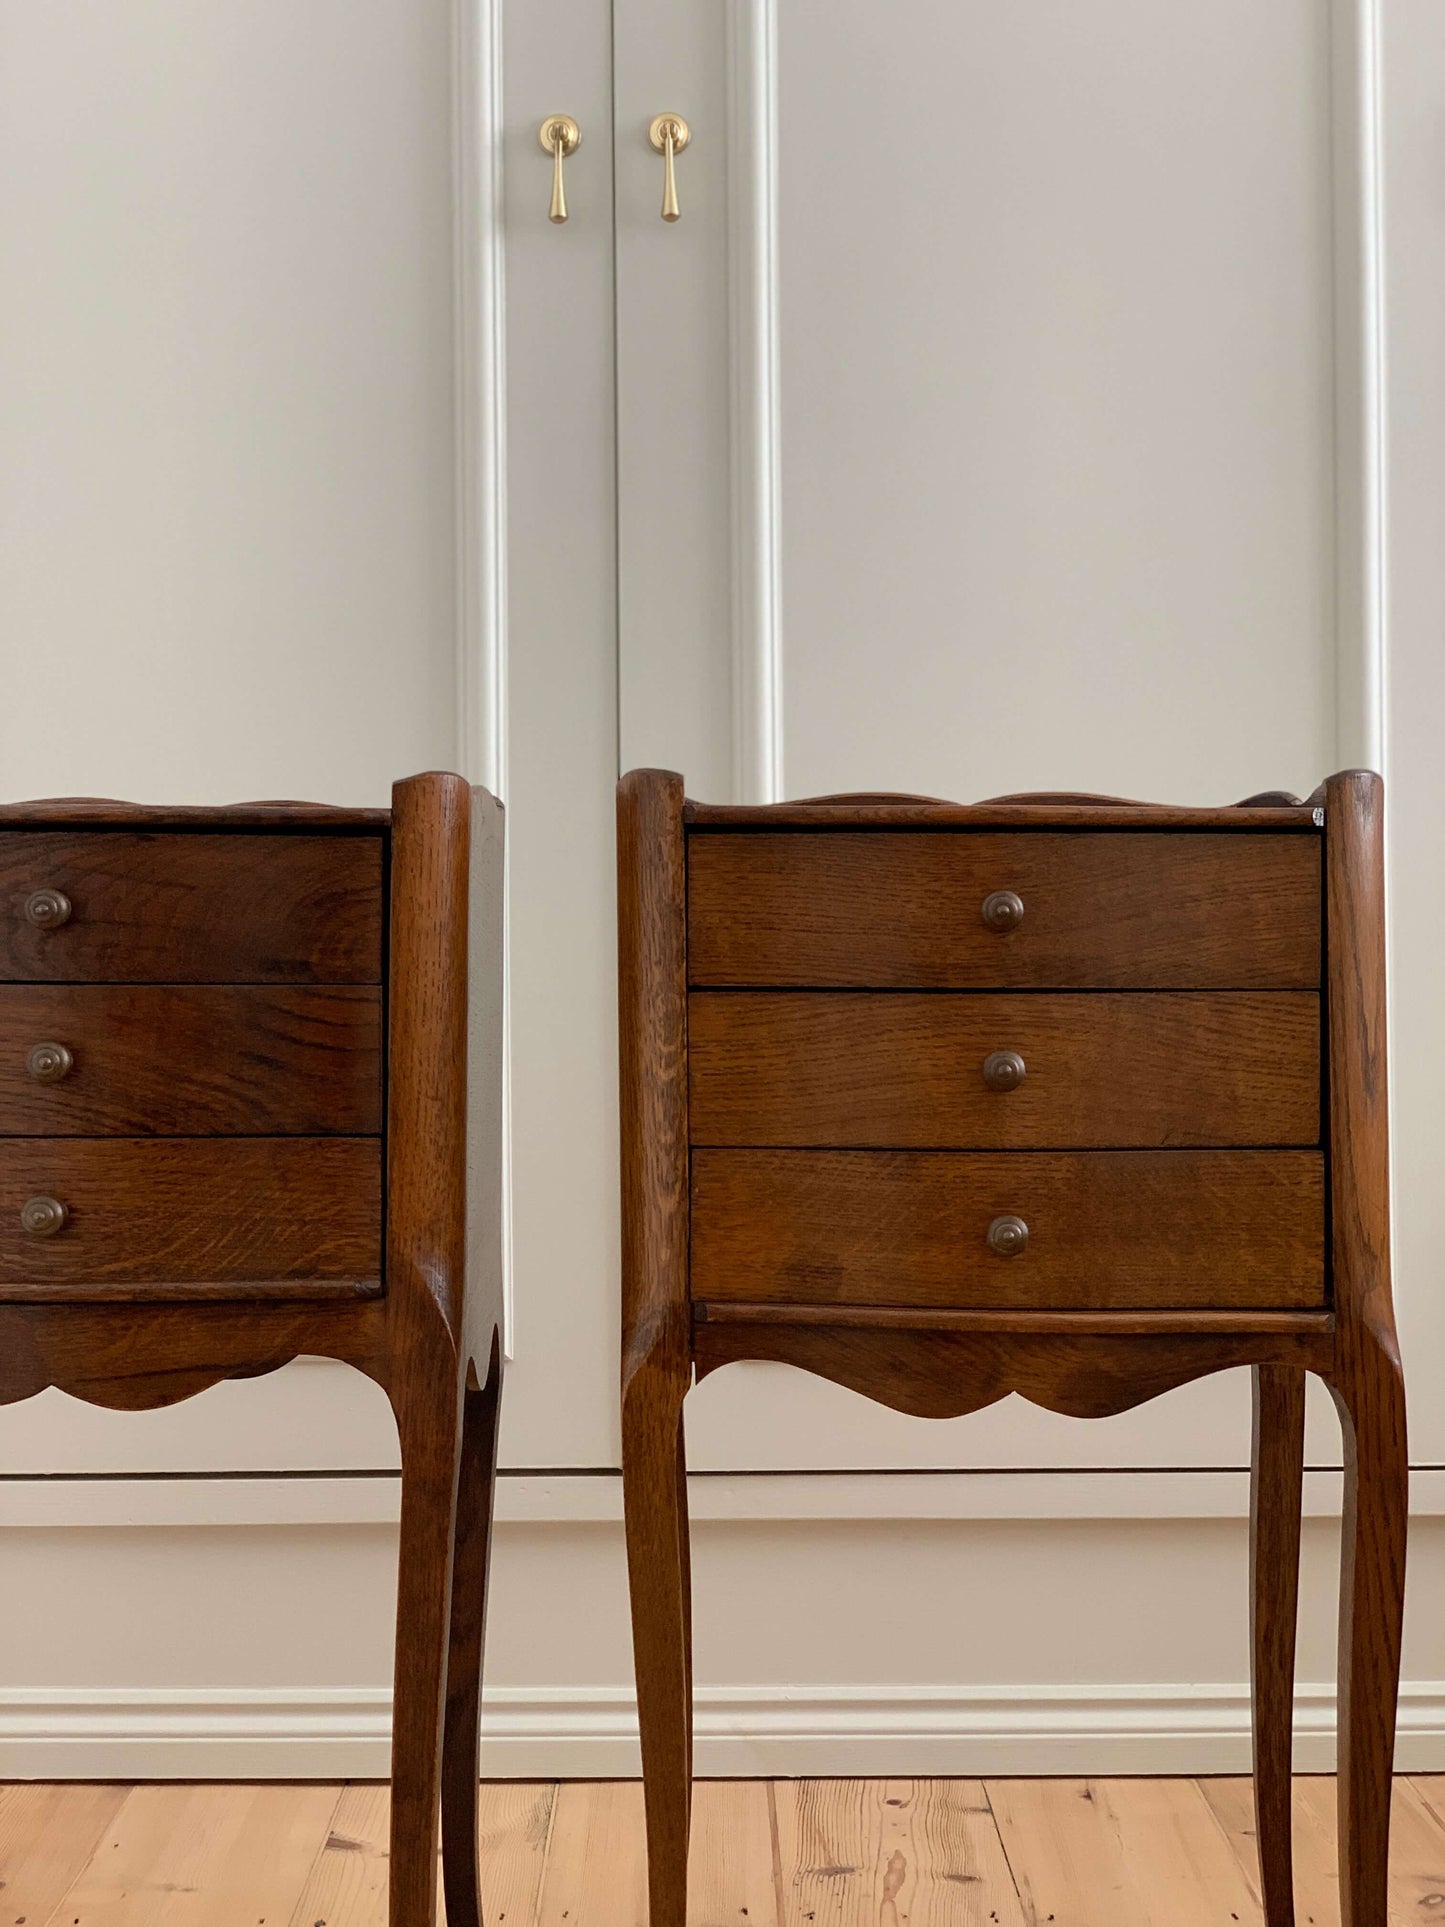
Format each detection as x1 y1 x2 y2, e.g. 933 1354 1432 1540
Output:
776 0 1338 805
615 0 1377 1470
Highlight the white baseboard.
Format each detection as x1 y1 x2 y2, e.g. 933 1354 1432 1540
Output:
4 1680 1444 1780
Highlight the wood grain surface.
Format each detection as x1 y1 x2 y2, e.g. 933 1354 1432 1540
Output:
688 990 1321 1148
687 797 1319 828
0 831 383 982
687 832 1321 989
0 798 388 826
616 771 695 1927
691 1148 1325 1310
1321 770 1408 1927
0 1135 381 1297
17 1773 1445 1926
1250 1364 1306 1927
623 767 1403 1924
691 1320 1335 1425
0 984 382 1135
0 777 507 1927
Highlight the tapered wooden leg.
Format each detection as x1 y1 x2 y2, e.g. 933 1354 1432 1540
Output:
623 1366 692 1927
1251 1364 1305 1927
441 1336 503 1927
389 1348 465 1927
1331 1334 1408 1927
676 1417 694 1788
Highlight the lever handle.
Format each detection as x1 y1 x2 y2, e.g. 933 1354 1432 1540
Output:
539 116 581 224
648 113 691 222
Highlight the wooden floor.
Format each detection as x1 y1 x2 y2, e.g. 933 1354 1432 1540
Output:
6 1776 1445 1924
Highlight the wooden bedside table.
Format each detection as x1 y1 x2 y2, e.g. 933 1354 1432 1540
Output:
618 768 1406 1927
0 772 502 1927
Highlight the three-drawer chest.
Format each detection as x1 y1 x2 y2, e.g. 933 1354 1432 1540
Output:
618 768 1405 1927
0 773 503 1927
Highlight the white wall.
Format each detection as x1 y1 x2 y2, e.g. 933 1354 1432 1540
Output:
6 1482 1445 1779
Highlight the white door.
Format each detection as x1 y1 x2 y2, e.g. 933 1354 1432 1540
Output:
612 0 1439 1474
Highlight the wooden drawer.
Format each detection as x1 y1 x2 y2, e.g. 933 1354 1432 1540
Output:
0 833 383 983
688 991 1320 1149
690 1149 1325 1311
0 1138 381 1299
687 832 1320 988
0 986 382 1136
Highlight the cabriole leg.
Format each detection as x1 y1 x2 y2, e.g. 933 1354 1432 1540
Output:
1331 1334 1408 1927
623 1366 693 1927
1251 1364 1305 1927
441 1335 504 1927
389 1347 465 1927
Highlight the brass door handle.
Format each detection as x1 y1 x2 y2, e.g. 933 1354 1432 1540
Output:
539 116 581 224
648 113 691 222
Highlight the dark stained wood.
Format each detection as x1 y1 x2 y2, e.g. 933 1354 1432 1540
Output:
0 1137 381 1297
382 772 478 1927
439 784 505 1927
0 776 505 1927
0 1298 392 1410
697 1302 1334 1336
617 770 694 1927
1321 769 1408 1927
1251 1364 1305 1927
687 832 1321 989
686 800 1319 828
0 984 381 1135
688 991 1321 1149
0 832 383 982
442 1337 503 1927
0 798 389 826
691 1148 1325 1311
618 771 692 1389
621 767 1403 1927
692 1319 1336 1421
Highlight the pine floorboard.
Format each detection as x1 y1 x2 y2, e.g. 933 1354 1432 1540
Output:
4 1776 1444 1925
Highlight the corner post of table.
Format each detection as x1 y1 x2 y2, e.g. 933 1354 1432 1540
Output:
618 768 694 1927
1323 768 1408 1927
385 770 476 1927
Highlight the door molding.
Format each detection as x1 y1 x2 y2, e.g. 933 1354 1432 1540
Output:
727 0 784 803
1332 0 1387 774
453 0 515 1343
454 0 508 800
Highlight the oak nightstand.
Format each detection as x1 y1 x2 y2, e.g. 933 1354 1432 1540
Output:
618 768 1405 1927
0 772 502 1927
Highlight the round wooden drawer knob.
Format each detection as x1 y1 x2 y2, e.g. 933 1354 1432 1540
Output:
20 1194 68 1238
26 1041 73 1084
981 889 1024 932
982 1048 1026 1092
24 888 72 931
986 1213 1029 1257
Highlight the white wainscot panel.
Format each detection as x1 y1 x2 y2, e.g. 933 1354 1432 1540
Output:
3 1492 1445 1779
